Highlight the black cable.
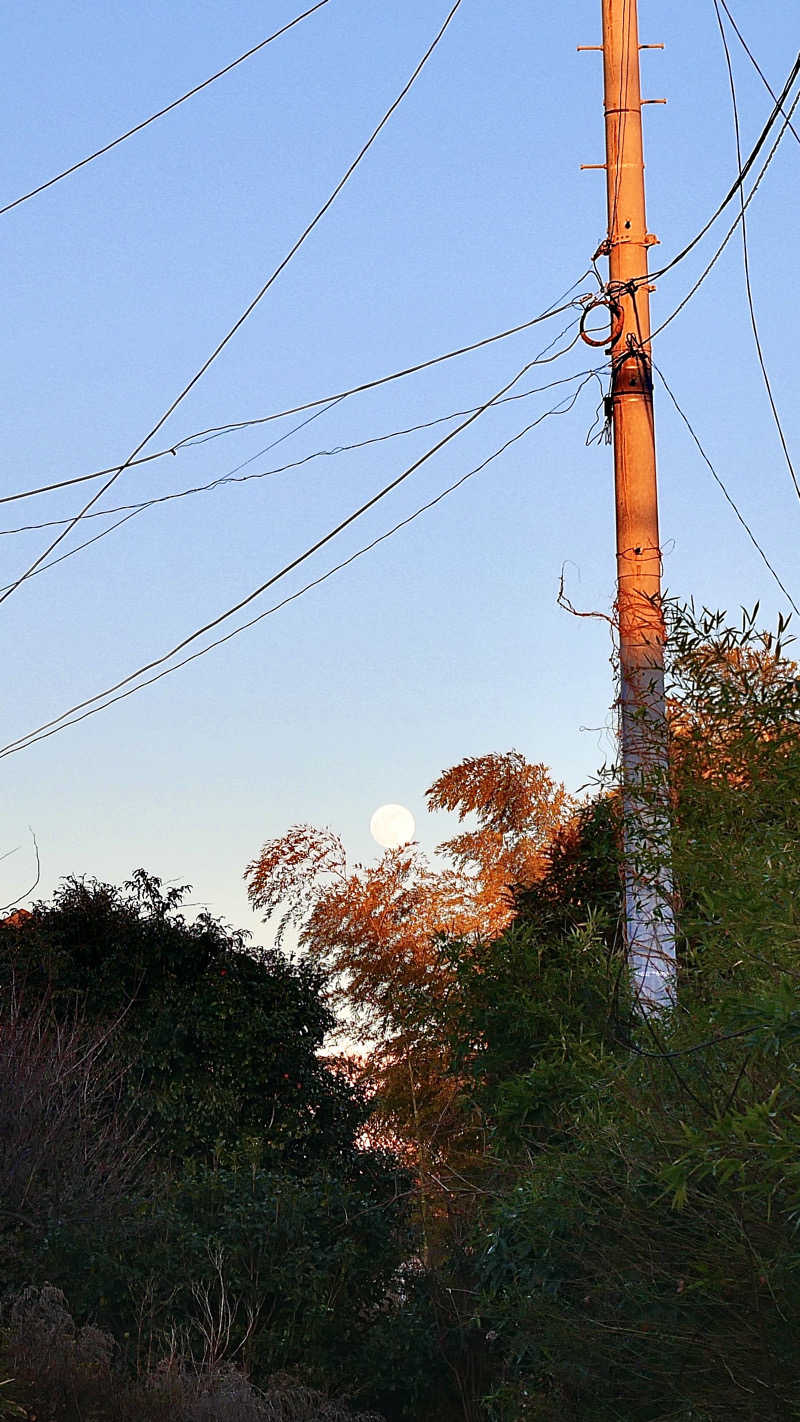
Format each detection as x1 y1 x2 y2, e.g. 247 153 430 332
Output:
0 368 600 539
652 359 799 616
0 296 593 509
0 399 347 594
651 79 800 341
0 373 596 760
620 46 800 292
0 0 466 608
713 0 800 503
609 0 635 239
716 0 800 147
0 364 600 599
0 313 588 598
0 1 332 219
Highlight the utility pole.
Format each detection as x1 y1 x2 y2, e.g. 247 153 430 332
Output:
581 0 676 1011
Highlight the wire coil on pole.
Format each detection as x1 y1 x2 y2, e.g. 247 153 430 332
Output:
579 296 624 350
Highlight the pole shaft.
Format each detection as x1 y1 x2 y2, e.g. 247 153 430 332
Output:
600 0 676 1010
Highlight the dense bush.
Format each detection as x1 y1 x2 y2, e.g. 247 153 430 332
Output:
1 1284 386 1422
437 607 800 1420
3 604 799 1421
0 871 362 1168
0 879 426 1418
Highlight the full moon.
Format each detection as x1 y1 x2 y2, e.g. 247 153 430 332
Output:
370 803 415 849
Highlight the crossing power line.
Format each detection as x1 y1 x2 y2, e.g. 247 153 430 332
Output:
0 298 593 508
0 0 467 610
715 0 800 146
712 0 800 504
0 369 597 760
0 369 601 540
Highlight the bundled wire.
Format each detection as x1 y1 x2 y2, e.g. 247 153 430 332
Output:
0 369 600 542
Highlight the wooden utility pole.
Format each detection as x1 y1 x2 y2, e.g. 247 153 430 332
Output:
583 0 676 1011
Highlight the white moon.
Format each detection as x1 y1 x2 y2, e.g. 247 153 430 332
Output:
370 803 415 849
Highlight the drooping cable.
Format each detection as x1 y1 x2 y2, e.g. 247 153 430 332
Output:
0 295 593 509
0 399 345 593
652 359 799 616
0 328 582 753
0 0 466 607
712 0 800 502
621 46 800 291
0 314 590 602
716 0 800 147
0 368 600 540
0 1 332 219
0 371 596 760
651 78 800 340
0 307 592 606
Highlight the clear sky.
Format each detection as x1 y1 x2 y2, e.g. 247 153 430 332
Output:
1 0 798 934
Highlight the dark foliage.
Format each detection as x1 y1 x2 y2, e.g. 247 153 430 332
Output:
0 871 363 1168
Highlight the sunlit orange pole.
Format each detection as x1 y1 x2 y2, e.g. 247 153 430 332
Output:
598 0 675 1010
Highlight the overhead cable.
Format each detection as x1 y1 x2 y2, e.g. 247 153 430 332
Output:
0 1 332 219
0 370 595 760
0 325 582 754
625 46 800 290
651 77 800 340
652 360 798 616
0 299 593 508
0 369 600 540
0 0 466 608
713 0 800 503
716 0 800 147
0 295 592 593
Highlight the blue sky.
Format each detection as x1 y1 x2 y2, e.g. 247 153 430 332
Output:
1 0 798 933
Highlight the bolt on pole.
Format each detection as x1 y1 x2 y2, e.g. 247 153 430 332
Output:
598 0 676 1011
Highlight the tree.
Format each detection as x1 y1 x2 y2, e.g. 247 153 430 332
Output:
245 751 572 1044
245 753 572 1271
434 606 800 1421
0 872 428 1419
0 870 363 1168
427 752 571 936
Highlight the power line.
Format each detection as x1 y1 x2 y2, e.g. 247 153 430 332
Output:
652 359 799 616
0 362 598 599
0 313 589 594
712 0 800 503
612 45 800 294
0 331 583 755
650 77 800 341
0 368 600 539
0 372 597 760
0 298 593 509
0 1 332 219
0 0 466 609
715 0 800 147
0 397 345 593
